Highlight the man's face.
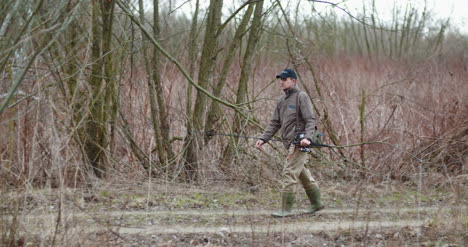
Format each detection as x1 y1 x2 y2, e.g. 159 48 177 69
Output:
279 77 296 90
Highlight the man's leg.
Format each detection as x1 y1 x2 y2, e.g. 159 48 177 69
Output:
299 168 323 214
271 146 308 217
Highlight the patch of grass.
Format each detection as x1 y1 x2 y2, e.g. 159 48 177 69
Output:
162 192 261 209
100 191 110 198
382 192 404 202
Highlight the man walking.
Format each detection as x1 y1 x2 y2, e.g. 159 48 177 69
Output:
255 68 323 217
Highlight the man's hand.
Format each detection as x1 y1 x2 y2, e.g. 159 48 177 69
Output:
255 140 265 149
300 138 311 146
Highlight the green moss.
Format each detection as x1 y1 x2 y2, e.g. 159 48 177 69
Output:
382 192 404 202
100 191 109 197
132 194 143 200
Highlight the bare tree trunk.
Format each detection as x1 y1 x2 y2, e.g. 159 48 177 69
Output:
138 0 166 168
152 0 175 170
359 89 366 174
186 0 200 144
221 0 264 167
350 20 362 55
182 0 223 181
361 3 371 56
101 0 117 162
84 0 115 178
393 6 400 58
411 3 427 49
371 0 379 56
204 3 255 143
101 0 118 163
84 1 105 178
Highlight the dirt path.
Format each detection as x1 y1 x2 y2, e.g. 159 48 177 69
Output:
81 205 463 217
117 219 427 234
4 205 465 246
9 205 462 219
9 205 465 233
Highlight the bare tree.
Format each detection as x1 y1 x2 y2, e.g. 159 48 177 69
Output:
137 0 177 173
204 3 255 143
83 0 116 178
221 0 264 167
185 0 200 149
152 0 176 171
181 0 224 181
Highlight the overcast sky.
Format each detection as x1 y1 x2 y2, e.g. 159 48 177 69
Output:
332 0 467 34
174 0 467 34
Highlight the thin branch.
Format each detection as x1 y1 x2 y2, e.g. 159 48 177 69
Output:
115 0 264 130
307 0 397 32
217 0 260 35
0 2 81 115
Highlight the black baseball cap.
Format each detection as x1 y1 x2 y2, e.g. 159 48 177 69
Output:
276 69 297 79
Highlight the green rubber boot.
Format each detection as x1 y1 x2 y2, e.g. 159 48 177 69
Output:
271 192 295 217
304 185 324 214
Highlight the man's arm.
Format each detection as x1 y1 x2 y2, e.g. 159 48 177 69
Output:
261 103 281 142
256 100 281 149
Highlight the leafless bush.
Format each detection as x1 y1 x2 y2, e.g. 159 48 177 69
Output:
1 0 467 189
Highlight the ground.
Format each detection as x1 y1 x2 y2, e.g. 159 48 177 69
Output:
1 180 466 246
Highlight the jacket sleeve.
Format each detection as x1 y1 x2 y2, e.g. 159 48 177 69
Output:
261 101 281 141
299 92 317 140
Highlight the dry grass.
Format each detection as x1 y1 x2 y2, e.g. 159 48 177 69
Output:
1 179 465 246
1 53 467 188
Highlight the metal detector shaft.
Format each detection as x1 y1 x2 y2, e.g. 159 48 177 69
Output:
207 131 342 148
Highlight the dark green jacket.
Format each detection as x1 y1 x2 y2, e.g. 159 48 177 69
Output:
261 87 316 148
